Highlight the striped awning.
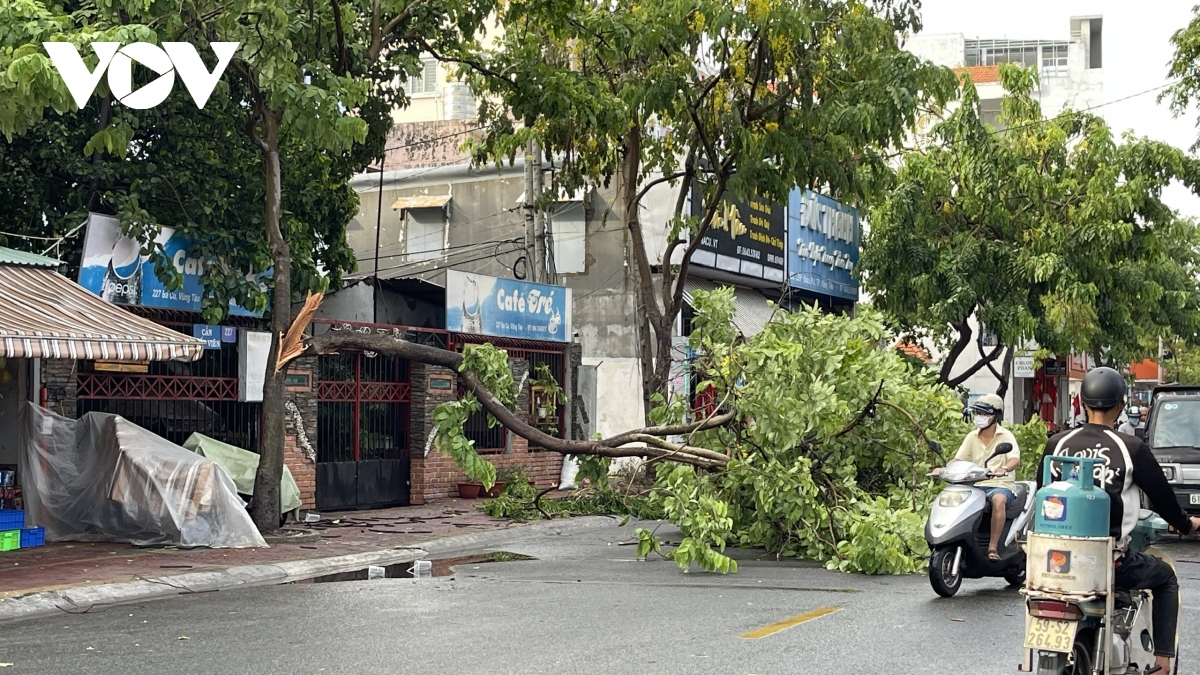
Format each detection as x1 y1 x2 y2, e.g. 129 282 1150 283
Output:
0 266 204 362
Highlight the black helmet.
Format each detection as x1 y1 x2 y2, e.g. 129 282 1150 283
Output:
1080 367 1126 410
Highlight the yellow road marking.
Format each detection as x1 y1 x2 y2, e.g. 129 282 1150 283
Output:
739 606 841 639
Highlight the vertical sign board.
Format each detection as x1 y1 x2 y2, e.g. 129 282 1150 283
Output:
445 270 572 342
238 331 272 402
688 184 786 283
78 213 270 317
786 190 860 301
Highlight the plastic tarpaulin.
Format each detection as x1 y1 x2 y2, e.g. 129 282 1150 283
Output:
22 403 267 548
182 433 302 516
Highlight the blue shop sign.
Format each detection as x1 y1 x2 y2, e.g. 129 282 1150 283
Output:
193 324 222 349
786 190 860 301
445 270 572 342
78 213 270 317
221 326 238 343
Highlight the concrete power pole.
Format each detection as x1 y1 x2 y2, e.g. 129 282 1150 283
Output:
524 139 536 281
531 139 547 284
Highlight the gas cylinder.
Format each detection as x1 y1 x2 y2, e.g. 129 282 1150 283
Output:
1033 456 1111 537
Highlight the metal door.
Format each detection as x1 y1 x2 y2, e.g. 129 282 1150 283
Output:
316 352 411 510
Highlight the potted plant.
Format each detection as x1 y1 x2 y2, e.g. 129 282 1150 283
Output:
528 364 567 435
457 482 482 499
485 465 527 498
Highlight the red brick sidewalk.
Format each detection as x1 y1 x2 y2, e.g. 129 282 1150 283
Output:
0 499 523 598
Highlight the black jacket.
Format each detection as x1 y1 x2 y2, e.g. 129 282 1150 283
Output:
1038 423 1192 540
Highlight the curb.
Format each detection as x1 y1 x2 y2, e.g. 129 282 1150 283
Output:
0 515 619 625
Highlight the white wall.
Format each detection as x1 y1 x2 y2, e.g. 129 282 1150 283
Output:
905 33 966 67
581 356 646 470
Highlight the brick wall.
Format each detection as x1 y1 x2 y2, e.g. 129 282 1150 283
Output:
383 120 485 171
409 357 564 503
283 355 318 509
42 359 77 418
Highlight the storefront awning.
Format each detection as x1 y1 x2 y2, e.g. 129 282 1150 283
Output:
0 265 205 362
391 195 451 210
683 278 777 337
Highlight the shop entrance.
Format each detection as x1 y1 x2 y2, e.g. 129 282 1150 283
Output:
315 352 411 510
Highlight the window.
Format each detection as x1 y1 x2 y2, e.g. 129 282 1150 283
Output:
405 58 437 95
1149 399 1200 449
549 202 587 274
1041 44 1069 78
965 39 1069 73
402 208 444 261
980 99 1003 131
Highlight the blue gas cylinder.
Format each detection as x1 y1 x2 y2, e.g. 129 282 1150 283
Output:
1033 456 1111 537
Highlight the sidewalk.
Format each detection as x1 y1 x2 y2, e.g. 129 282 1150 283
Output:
0 498 562 600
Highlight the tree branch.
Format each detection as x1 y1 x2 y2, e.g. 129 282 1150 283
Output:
300 329 730 468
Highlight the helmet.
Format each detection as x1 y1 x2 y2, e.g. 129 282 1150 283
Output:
970 393 1004 416
1080 367 1126 410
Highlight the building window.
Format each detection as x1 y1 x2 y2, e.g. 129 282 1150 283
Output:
980 99 1003 131
549 201 587 274
965 39 1069 73
402 208 445 261
1041 44 1069 77
405 58 437 96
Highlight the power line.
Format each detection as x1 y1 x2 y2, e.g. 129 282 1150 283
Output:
897 80 1179 159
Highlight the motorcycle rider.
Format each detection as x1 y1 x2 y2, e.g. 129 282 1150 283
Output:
935 393 1020 561
1117 405 1142 435
1039 367 1200 674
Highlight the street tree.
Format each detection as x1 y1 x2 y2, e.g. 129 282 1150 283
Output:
432 0 956 414
862 65 1200 395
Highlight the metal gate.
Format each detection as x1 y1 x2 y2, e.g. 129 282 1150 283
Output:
316 352 411 510
76 343 262 451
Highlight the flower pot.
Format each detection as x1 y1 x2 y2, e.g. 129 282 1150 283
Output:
483 481 507 498
457 482 482 499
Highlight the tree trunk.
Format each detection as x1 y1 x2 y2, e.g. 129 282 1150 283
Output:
994 348 1014 399
250 109 290 533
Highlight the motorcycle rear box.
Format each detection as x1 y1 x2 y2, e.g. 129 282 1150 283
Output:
1026 532 1111 596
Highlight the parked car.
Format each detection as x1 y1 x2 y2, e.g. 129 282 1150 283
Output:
1138 384 1200 515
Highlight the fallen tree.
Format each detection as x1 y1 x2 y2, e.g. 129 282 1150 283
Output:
282 289 971 575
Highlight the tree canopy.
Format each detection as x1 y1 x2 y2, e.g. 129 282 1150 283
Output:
441 0 957 411
862 65 1200 388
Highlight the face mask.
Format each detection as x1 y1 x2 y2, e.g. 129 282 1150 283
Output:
974 414 993 429
1129 418 1140 426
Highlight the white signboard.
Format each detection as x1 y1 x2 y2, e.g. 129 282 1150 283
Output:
238 331 271 402
1014 356 1036 379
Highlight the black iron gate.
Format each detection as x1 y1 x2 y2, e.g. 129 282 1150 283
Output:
316 352 411 510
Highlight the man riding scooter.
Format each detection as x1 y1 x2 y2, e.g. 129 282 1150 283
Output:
1040 367 1200 674
935 393 1021 561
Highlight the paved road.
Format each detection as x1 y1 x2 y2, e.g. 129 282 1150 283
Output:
5 521 1200 674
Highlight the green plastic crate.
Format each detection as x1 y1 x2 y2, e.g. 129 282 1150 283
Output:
0 530 18 552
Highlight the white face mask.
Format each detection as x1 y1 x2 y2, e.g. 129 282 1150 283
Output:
974 414 994 429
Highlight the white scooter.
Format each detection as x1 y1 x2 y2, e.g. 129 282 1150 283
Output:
925 442 1037 597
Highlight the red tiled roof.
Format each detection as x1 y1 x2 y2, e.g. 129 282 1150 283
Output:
953 65 1001 84
895 339 931 362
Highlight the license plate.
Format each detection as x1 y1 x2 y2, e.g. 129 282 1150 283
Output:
1024 617 1078 651
1191 494 1200 505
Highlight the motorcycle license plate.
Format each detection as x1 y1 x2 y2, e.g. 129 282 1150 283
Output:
1024 617 1078 652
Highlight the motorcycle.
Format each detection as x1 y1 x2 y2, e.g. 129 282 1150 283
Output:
925 442 1037 597
1022 509 1178 675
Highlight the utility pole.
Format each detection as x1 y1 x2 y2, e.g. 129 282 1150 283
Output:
532 138 547 284
524 139 536 281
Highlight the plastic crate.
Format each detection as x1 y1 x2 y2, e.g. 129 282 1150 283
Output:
19 527 44 548
0 530 19 552
0 509 23 531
